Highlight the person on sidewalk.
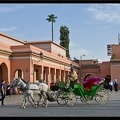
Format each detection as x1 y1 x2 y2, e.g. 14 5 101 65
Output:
109 80 113 91
113 79 118 92
0 80 6 105
6 82 11 97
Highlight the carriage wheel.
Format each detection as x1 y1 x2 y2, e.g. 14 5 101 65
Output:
80 96 87 103
95 88 109 105
66 92 77 106
57 92 67 106
80 96 94 104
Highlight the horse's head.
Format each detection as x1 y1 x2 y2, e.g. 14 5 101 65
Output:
10 78 21 88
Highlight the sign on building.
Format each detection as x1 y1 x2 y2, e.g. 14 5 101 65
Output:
118 34 120 44
107 44 112 56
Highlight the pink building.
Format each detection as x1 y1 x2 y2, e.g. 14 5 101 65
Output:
0 32 120 93
0 32 74 92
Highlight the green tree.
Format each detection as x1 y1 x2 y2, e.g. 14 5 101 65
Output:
46 14 57 41
59 25 70 58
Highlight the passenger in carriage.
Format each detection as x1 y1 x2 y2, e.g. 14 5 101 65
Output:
65 67 78 88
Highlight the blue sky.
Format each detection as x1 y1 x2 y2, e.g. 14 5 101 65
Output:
0 3 120 62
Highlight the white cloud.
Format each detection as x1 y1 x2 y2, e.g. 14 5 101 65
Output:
0 4 49 13
70 48 90 60
0 27 17 32
69 39 91 60
13 4 26 9
0 6 14 12
0 4 26 13
87 4 120 23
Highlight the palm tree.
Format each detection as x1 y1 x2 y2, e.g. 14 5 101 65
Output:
46 14 57 41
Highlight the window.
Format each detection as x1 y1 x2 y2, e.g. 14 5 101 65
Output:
18 69 22 78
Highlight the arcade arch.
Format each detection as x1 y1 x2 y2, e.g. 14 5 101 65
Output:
0 62 8 84
84 74 93 81
14 69 23 78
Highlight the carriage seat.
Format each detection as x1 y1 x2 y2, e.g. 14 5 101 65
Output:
70 79 78 88
82 78 96 91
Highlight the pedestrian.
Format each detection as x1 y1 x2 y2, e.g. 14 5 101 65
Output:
6 82 11 97
0 80 6 105
109 80 113 91
113 79 118 92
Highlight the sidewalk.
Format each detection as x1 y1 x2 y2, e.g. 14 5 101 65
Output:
107 89 120 100
2 89 120 106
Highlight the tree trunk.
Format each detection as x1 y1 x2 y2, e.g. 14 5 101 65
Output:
52 22 53 41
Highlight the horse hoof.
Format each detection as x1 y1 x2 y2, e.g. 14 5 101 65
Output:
34 104 37 108
37 103 39 106
37 104 39 106
42 103 48 107
21 105 24 108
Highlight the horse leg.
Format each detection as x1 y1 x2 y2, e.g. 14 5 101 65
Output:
37 93 42 106
21 92 27 109
42 91 48 108
27 94 35 107
29 94 37 108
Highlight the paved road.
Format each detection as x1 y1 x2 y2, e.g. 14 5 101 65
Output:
0 90 120 117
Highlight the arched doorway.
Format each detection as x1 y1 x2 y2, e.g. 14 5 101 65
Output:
84 74 93 81
14 69 23 78
0 62 8 84
0 65 3 82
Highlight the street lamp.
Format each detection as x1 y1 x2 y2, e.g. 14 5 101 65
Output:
80 54 85 82
33 51 44 64
40 51 43 60
70 64 73 68
80 54 85 60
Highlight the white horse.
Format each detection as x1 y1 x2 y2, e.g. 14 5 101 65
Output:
10 78 49 108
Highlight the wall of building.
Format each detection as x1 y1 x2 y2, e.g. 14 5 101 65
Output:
98 62 111 78
2 32 120 91
111 44 120 59
0 32 25 46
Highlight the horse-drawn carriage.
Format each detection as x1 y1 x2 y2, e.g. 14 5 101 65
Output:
56 77 109 106
10 77 109 108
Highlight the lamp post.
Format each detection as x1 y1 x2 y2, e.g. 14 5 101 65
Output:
70 64 72 67
32 51 44 77
33 51 44 64
37 51 44 63
80 54 85 61
39 51 43 60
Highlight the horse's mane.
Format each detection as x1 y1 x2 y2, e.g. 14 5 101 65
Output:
20 78 28 84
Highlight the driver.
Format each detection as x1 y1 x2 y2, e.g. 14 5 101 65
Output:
65 67 78 88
